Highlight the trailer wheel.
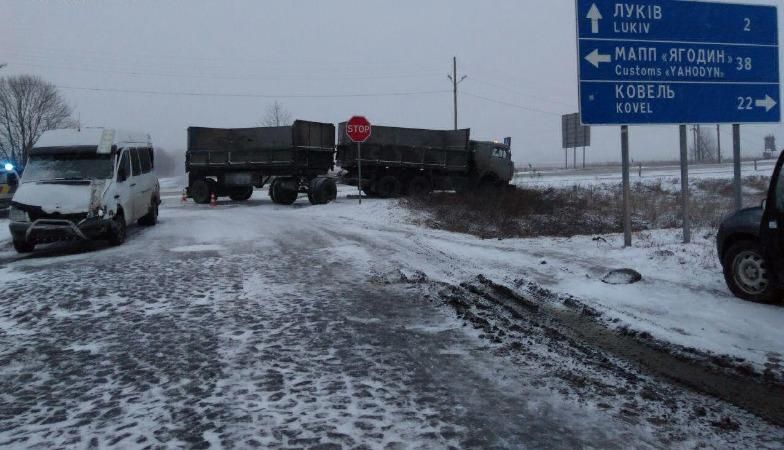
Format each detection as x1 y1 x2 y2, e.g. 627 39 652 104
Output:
308 177 337 205
376 176 401 198
269 178 279 204
229 186 254 201
273 178 299 205
407 176 431 197
191 179 212 204
362 186 376 197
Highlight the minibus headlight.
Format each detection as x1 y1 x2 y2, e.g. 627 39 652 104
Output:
9 206 29 223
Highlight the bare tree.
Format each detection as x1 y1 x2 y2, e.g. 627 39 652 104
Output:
0 75 74 168
690 126 718 162
260 101 292 127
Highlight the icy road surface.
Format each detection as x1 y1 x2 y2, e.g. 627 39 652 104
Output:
0 189 782 448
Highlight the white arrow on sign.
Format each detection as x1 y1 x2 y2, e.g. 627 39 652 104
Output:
587 3 603 34
585 49 612 68
756 95 777 112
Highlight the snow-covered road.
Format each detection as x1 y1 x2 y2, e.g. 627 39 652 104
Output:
0 189 782 448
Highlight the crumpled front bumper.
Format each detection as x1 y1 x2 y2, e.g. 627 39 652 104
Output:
10 216 113 244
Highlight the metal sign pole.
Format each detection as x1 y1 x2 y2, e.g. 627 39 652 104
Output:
733 124 742 211
357 142 362 205
679 125 691 244
621 126 632 247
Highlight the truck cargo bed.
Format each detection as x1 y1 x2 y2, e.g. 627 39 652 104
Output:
187 120 335 175
336 124 470 172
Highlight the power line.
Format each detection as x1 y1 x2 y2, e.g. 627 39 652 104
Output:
469 78 576 108
8 58 444 82
56 84 451 99
462 92 564 116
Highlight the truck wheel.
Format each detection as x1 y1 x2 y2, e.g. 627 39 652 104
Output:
723 240 781 303
191 179 212 204
108 214 127 246
269 179 280 204
318 178 338 205
308 178 337 205
138 201 158 226
229 186 253 201
274 178 299 205
407 176 431 197
307 178 320 205
13 239 35 254
376 176 401 198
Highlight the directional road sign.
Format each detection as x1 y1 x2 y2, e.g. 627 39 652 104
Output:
576 0 781 125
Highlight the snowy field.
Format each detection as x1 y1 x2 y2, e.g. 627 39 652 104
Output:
514 160 776 189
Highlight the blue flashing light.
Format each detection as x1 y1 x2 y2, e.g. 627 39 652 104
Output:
3 163 13 172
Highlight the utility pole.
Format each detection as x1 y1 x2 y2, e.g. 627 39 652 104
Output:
447 57 467 130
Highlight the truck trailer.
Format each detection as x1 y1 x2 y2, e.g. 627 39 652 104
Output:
336 124 514 197
186 120 337 205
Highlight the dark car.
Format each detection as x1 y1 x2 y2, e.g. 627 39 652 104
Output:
717 152 784 303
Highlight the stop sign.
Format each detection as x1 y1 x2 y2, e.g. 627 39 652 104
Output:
346 116 372 143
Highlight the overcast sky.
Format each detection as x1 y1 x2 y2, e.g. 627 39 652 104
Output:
2 0 783 167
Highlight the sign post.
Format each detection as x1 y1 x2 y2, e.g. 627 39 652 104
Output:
679 125 691 244
345 116 372 205
733 124 742 211
621 126 632 247
576 0 780 246
562 113 591 170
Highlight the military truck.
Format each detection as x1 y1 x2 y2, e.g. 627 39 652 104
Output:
336 123 514 197
186 120 337 205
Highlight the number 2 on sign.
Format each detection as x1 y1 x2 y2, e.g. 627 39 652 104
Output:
744 18 751 32
738 97 753 110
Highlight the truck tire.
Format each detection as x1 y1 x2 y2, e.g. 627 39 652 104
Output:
273 178 299 205
108 214 127 246
13 239 35 254
362 186 376 197
269 178 279 204
229 186 254 201
191 179 212 204
407 176 431 197
308 177 337 205
376 176 401 198
722 240 782 303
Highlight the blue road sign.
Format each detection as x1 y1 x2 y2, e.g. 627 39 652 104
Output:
576 0 781 125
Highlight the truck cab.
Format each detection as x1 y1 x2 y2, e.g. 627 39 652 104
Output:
8 128 160 253
718 150 784 303
470 139 515 187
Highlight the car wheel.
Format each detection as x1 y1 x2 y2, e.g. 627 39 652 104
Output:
723 240 781 303
108 214 127 246
13 239 34 254
138 201 158 226
191 179 211 204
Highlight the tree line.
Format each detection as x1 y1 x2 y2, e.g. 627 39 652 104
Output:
0 70 294 174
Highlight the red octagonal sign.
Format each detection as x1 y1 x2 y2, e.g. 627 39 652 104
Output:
346 116 372 143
